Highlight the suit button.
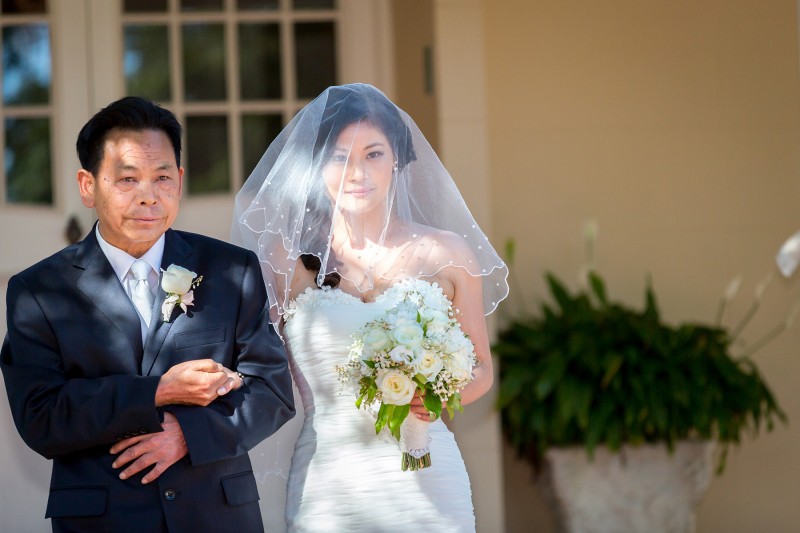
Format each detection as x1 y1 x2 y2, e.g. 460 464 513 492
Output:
138 428 147 435
163 489 176 501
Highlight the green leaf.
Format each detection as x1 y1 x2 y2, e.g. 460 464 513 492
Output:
388 404 410 441
546 273 574 314
588 271 608 306
375 403 394 435
504 238 516 265
600 355 624 388
424 389 443 418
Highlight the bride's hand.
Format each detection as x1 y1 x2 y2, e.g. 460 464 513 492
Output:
409 392 439 422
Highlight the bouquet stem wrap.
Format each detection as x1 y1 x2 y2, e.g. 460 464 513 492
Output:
400 416 431 471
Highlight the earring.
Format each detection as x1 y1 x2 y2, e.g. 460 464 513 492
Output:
393 161 399 172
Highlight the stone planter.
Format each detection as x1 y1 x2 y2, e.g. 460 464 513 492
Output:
538 440 715 533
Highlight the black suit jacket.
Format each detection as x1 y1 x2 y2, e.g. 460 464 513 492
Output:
1 227 295 532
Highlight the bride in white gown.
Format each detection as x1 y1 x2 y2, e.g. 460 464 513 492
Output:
232 84 508 532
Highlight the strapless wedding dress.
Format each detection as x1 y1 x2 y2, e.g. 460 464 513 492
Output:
280 286 475 532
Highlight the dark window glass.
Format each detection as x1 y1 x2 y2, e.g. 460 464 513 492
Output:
239 23 281 100
181 0 222 11
124 25 170 101
123 0 167 12
2 24 51 106
237 0 278 10
5 117 52 204
186 115 229 194
1 0 47 14
292 0 334 9
294 22 336 98
241 114 282 181
182 23 226 101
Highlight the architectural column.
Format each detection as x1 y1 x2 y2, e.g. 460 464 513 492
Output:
433 2 505 532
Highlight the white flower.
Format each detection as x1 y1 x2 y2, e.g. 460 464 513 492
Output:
161 264 197 294
447 352 473 381
388 345 415 364
414 349 444 382
395 301 419 320
376 369 416 405
161 264 202 322
390 319 424 348
420 307 449 332
336 277 477 470
363 328 391 354
722 275 744 302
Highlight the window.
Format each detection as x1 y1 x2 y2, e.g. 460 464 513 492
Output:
1 0 53 206
122 0 338 196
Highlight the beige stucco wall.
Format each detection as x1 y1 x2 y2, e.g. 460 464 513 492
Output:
483 1 800 531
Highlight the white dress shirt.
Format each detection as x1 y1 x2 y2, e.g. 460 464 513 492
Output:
95 225 166 343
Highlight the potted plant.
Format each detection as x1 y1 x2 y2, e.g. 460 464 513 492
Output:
494 243 788 532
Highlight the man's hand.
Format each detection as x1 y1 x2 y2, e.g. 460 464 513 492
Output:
110 412 187 484
155 359 242 407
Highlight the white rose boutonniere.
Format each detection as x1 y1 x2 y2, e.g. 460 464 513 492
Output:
161 264 203 322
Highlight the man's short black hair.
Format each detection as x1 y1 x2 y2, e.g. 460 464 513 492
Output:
76 96 182 175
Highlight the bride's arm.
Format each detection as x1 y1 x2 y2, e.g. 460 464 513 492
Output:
449 268 493 406
410 236 493 420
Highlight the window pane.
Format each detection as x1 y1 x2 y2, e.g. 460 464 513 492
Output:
186 115 229 194
237 0 278 10
292 0 334 9
1 0 47 14
182 23 226 101
294 22 336 99
5 117 52 204
239 23 281 100
242 113 282 181
123 0 167 12
2 24 51 106
181 0 222 11
124 25 170 101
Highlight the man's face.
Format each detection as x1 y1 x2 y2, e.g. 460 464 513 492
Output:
78 128 183 257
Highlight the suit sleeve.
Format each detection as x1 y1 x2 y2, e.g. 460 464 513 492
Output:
166 250 296 466
0 276 163 459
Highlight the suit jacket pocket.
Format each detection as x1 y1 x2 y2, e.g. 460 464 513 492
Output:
220 471 260 506
174 327 226 350
46 486 107 518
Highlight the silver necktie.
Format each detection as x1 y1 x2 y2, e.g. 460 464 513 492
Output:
129 259 154 327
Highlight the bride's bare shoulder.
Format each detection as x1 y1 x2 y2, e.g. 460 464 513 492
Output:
406 224 475 263
392 224 477 287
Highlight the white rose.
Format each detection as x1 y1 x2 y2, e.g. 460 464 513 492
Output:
414 349 444 382
395 301 418 320
362 328 391 355
389 345 415 363
424 313 450 336
161 264 197 294
445 334 471 356
376 369 416 405
447 348 474 381
391 319 424 348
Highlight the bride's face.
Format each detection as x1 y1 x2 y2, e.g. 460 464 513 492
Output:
322 121 395 217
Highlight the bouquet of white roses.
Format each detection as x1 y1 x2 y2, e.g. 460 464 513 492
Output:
336 278 477 471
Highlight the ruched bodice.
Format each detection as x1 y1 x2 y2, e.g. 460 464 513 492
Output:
282 287 475 532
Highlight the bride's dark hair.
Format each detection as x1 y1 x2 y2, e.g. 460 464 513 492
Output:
313 85 416 169
300 85 417 287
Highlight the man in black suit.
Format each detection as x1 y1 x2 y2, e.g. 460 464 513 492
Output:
1 97 295 532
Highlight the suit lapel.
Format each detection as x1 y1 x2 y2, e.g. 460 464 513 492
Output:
75 230 144 359
142 229 195 375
